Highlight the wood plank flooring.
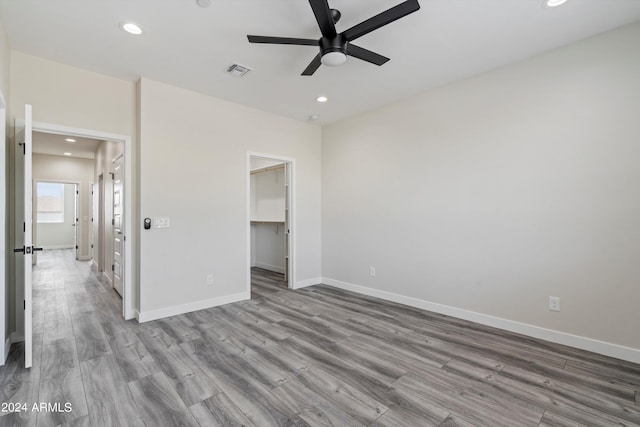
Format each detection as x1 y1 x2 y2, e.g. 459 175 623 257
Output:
1 249 639 426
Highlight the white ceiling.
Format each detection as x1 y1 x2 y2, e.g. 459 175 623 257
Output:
1 0 640 125
33 131 101 160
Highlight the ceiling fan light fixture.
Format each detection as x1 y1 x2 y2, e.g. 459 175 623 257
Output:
544 0 568 7
321 51 347 67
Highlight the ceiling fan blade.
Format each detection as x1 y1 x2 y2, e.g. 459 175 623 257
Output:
342 0 420 42
346 44 389 66
309 0 337 38
301 53 322 76
247 35 319 46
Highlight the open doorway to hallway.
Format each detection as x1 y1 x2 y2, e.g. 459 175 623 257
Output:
30 129 126 305
32 132 97 263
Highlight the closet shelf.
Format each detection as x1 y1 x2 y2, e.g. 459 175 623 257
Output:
250 220 285 224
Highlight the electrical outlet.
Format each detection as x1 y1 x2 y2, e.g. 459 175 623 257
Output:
206 274 214 286
369 267 376 277
549 296 560 312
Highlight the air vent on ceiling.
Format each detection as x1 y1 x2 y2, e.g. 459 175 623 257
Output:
226 63 251 77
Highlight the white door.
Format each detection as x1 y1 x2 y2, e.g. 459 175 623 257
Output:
90 183 95 260
112 155 124 296
284 162 290 285
74 184 79 259
13 105 34 368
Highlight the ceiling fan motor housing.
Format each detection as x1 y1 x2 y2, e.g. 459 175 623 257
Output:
320 34 347 56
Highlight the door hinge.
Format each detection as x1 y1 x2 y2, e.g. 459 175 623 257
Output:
112 218 115 226
111 264 115 272
76 190 79 195
75 245 78 250
23 222 26 232
19 142 25 155
91 244 94 249
24 300 25 310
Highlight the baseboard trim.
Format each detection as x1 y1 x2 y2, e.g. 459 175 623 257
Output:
293 277 322 290
42 245 74 250
321 277 640 364
77 255 92 261
137 291 250 323
103 272 112 285
10 332 24 343
255 262 285 274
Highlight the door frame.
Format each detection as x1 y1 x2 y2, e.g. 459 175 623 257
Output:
89 183 95 261
0 91 6 364
111 153 124 296
97 174 105 273
246 152 296 292
32 121 134 320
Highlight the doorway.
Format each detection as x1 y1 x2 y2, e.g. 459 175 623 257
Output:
33 181 80 259
28 121 133 320
247 153 295 294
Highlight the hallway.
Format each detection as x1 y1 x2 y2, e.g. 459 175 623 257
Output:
1 249 130 426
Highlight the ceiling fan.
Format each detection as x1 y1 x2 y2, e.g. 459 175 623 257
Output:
247 0 420 76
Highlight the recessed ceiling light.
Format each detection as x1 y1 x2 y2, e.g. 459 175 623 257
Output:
316 96 328 103
63 152 72 156
65 138 76 143
544 0 568 7
197 0 212 7
120 22 143 35
308 115 319 121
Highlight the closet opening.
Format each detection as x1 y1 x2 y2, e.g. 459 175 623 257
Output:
248 154 294 294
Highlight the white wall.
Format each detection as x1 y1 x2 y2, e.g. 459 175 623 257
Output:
251 158 283 171
138 78 321 318
253 224 286 274
32 154 94 255
322 23 640 357
251 167 285 221
10 51 136 136
36 182 76 249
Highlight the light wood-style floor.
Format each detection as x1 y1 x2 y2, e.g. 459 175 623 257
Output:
1 250 639 426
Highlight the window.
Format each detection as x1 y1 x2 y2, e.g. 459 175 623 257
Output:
37 182 65 223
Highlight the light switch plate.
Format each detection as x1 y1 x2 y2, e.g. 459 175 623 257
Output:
154 217 170 228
